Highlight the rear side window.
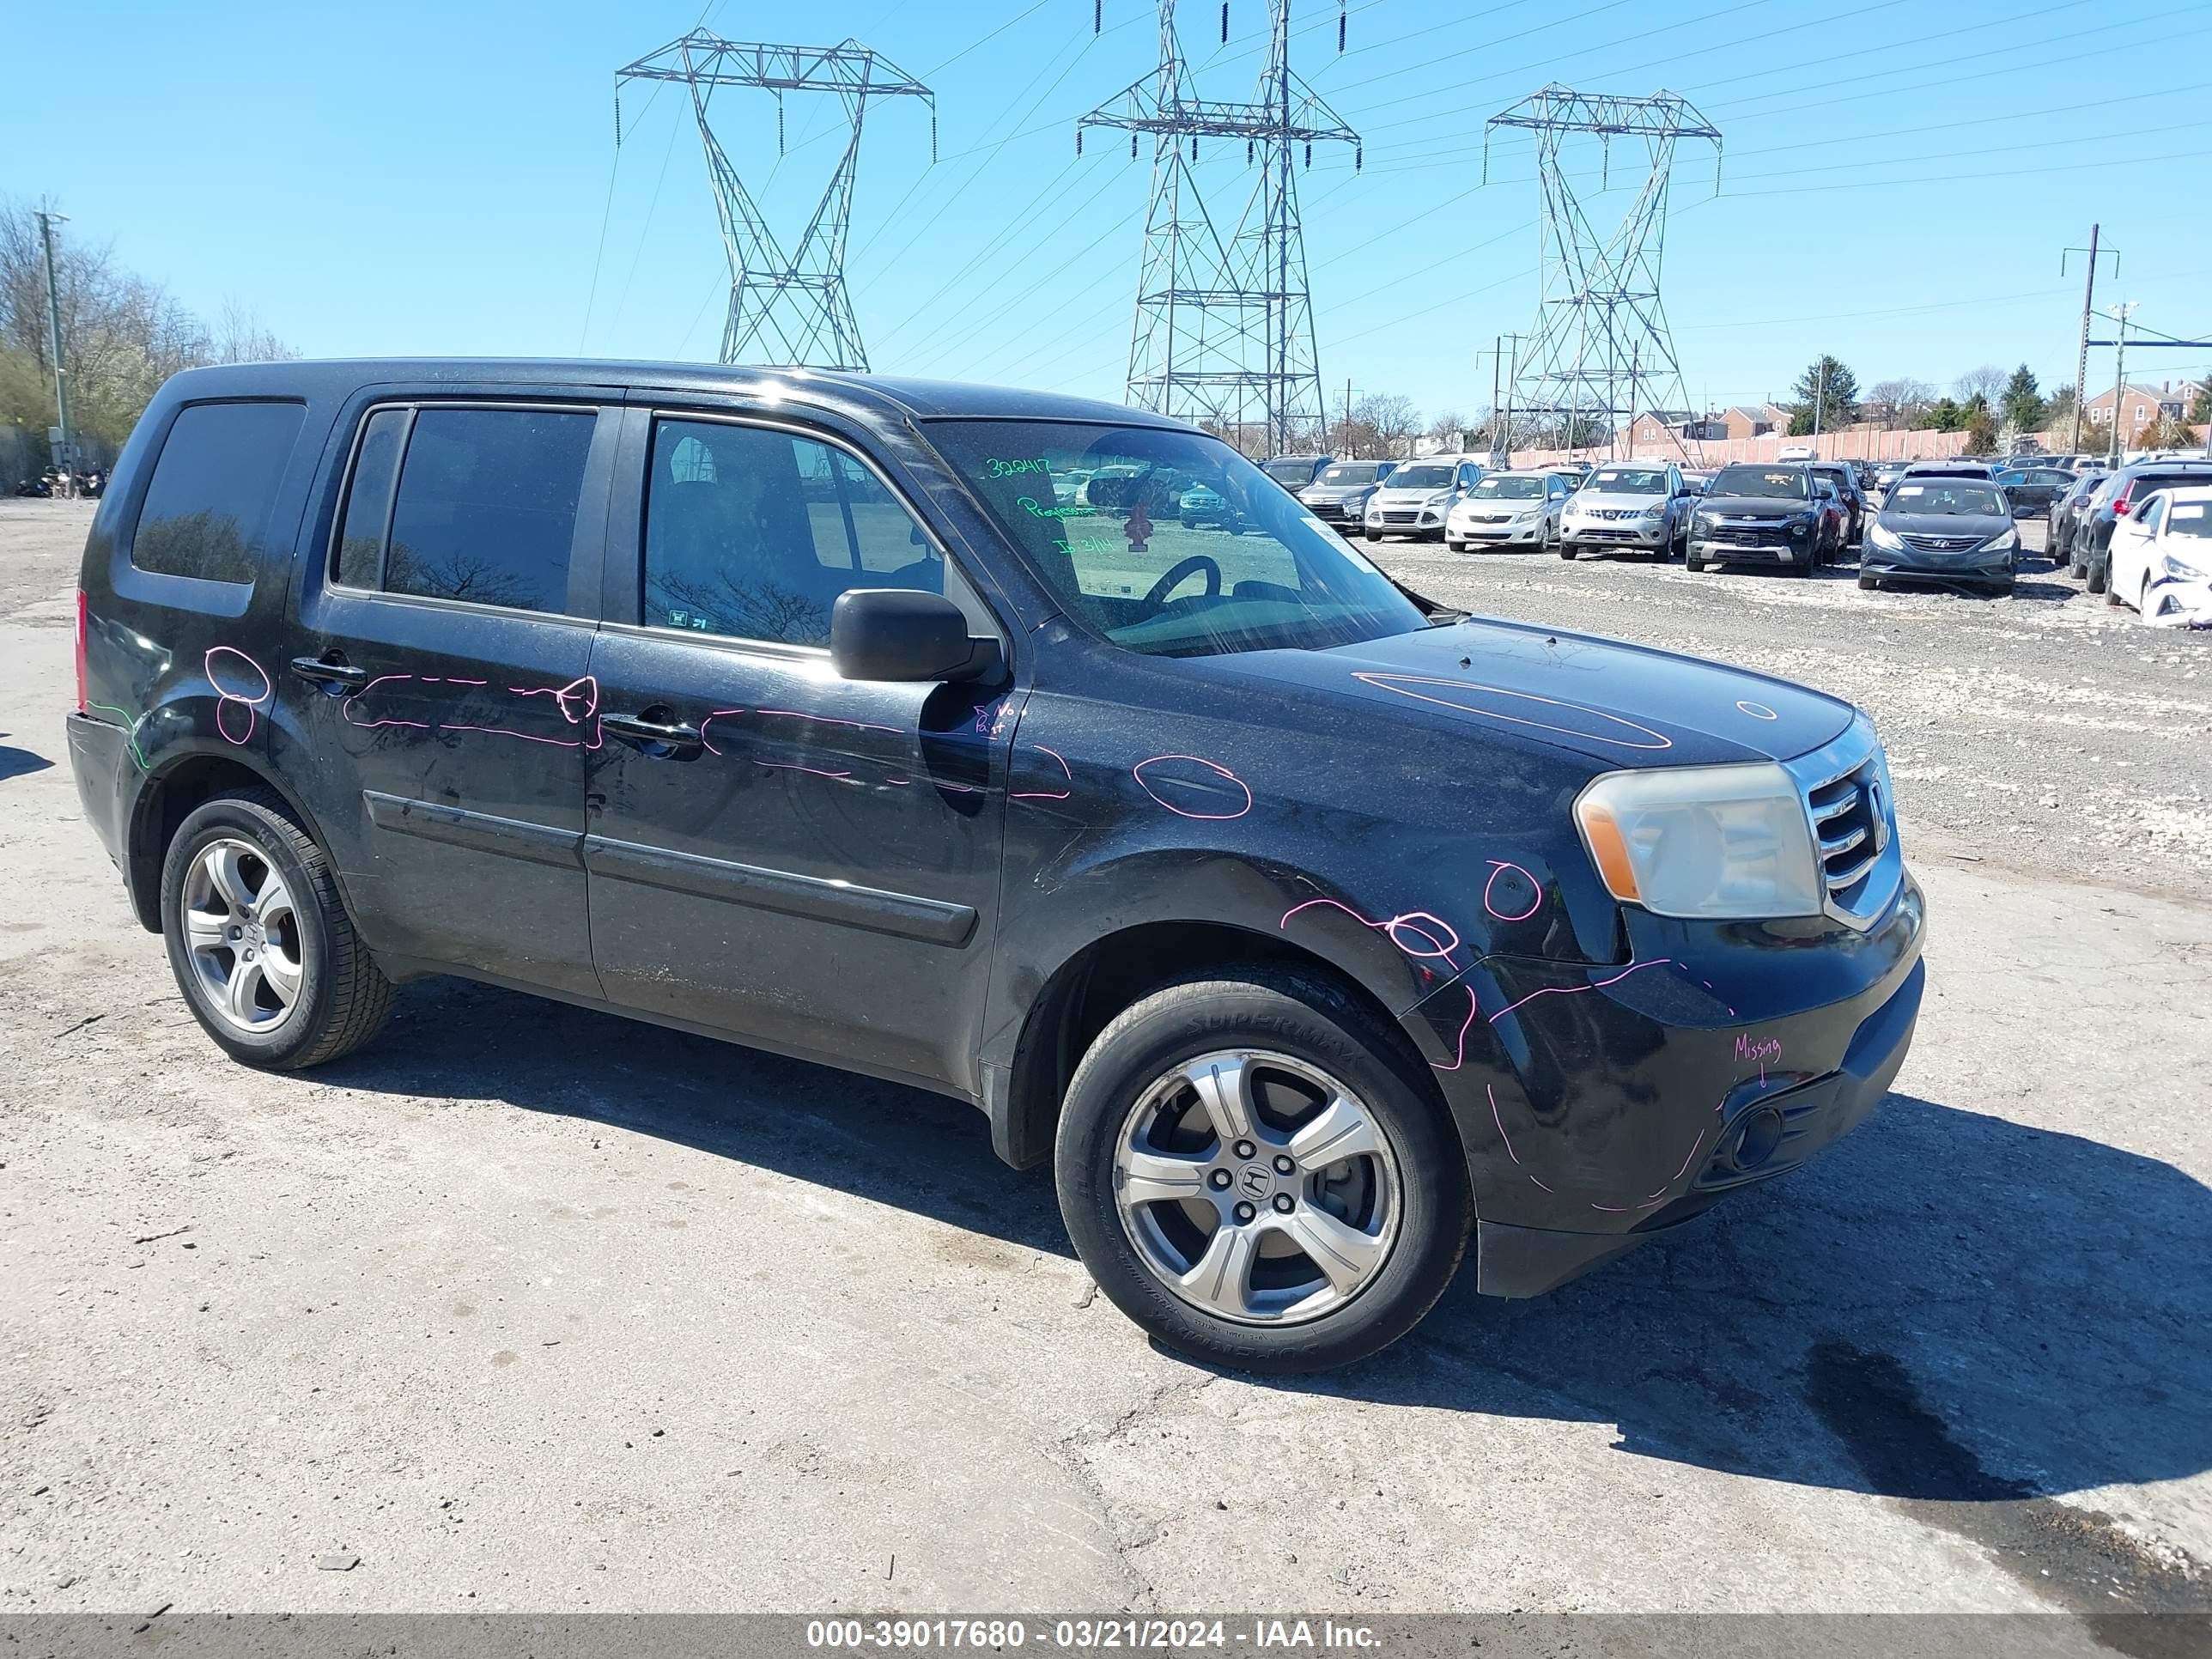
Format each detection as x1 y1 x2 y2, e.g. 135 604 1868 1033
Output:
131 401 307 583
330 405 596 613
386 409 595 612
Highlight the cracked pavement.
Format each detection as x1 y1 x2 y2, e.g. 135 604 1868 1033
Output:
1 500 2208 1625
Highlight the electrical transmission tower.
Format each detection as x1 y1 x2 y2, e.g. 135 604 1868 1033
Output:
1079 2 1358 455
1485 85 1720 459
617 31 934 371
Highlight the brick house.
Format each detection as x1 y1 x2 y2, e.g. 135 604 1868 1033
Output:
1720 404 1789 441
2086 380 2205 439
1626 410 1727 448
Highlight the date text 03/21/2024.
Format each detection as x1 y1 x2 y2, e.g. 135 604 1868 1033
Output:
804 1620 1382 1650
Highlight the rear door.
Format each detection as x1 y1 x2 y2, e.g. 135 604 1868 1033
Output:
278 393 617 997
580 404 1010 1092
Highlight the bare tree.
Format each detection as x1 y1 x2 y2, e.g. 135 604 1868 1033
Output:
1355 392 1420 458
1953 364 2006 407
1426 409 1466 449
0 197 297 454
212 299 299 365
1865 377 1936 425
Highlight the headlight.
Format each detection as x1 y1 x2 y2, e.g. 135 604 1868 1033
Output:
1574 763 1824 921
1984 528 2020 553
2164 550 2211 581
1640 503 1665 520
1510 509 1537 523
1866 521 1905 551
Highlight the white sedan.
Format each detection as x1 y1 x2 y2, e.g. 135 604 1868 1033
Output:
2106 485 2212 628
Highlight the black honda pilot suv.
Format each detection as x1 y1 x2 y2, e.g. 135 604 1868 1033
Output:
67 361 1926 1372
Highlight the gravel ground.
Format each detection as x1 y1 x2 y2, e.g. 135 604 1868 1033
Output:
1364 523 2212 906
2 496 2209 1637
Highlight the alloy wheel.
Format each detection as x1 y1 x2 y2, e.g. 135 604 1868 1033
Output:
179 837 304 1032
1111 1049 1403 1327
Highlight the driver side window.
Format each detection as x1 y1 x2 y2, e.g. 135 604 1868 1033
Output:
642 418 941 647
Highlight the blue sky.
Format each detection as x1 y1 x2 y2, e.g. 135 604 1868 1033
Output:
10 0 2209 422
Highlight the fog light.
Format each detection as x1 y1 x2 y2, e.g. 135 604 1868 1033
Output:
1727 1106 1786 1173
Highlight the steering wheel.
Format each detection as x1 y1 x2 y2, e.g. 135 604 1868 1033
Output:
1142 554 1222 611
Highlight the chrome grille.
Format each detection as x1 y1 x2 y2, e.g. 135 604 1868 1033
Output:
1383 511 1418 525
1899 532 1984 552
1796 734 1896 926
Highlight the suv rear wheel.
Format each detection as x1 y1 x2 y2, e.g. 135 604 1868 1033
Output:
160 788 394 1069
1055 969 1471 1372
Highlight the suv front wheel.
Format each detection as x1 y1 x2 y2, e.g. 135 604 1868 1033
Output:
1055 970 1471 1373
160 788 395 1069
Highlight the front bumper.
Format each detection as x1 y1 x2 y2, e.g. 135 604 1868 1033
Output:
1564 518 1665 550
1449 516 1543 546
1862 544 2014 584
2142 570 2212 628
1398 870 1928 1297
1691 536 1813 566
1303 495 1366 524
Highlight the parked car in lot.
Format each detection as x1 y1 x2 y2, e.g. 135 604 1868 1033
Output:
1869 461 1908 501
1679 468 1717 495
1686 464 1832 574
1443 470 1573 552
1297 459 1397 531
2070 459 2212 591
1992 465 2074 519
1364 456 1484 542
2049 471 2106 558
67 358 1927 1373
2104 486 2212 625
1808 462 1868 545
1557 462 1692 562
1901 460 1996 481
1260 454 1333 490
1178 481 1244 531
1860 477 2021 595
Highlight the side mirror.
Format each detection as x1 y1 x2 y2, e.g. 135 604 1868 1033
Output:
830 588 1002 684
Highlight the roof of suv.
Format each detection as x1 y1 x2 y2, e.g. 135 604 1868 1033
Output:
155 357 1186 431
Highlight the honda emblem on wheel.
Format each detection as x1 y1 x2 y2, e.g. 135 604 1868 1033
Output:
1239 1164 1270 1199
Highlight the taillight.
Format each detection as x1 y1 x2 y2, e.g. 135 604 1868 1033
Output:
2113 483 2136 516
74 587 88 716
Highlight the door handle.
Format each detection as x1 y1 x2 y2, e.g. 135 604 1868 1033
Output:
289 653 368 692
602 708 704 755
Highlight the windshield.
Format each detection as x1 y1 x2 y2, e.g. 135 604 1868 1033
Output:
1383 464 1455 491
1885 483 2005 516
1261 458 1320 485
1585 467 1665 495
928 420 1428 659
1709 466 1809 500
1469 476 1544 500
1316 463 1389 485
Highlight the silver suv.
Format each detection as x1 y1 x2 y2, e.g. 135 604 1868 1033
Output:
1364 457 1485 543
1558 462 1693 562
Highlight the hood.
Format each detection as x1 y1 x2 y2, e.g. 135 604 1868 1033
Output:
1301 483 1376 501
1878 511 2011 539
1699 493 1819 519
1371 484 1453 506
1565 490 1666 512
1218 617 1856 769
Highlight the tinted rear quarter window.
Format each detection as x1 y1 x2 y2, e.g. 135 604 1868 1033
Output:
131 401 307 583
384 408 596 612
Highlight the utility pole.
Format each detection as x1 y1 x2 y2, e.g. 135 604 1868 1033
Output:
2063 227 2118 456
36 202 72 474
2107 301 2136 468
1811 360 1826 451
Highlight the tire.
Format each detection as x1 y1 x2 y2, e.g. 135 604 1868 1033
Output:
1364 532 1382 544
1445 539 1465 553
1558 544 1577 561
2087 559 2107 594
160 787 394 1069
1858 573 1878 591
2104 574 2122 605
1055 969 1472 1374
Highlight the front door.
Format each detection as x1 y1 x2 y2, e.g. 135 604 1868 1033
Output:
582 409 1009 1092
281 397 616 998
